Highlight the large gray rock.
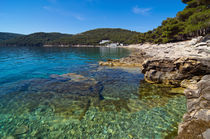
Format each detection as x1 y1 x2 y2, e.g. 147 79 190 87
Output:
142 58 210 86
203 129 210 139
177 75 210 138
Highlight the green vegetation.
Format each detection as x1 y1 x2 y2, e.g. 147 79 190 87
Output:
0 32 23 41
0 32 72 46
0 29 139 46
47 28 140 45
0 0 209 46
136 0 210 44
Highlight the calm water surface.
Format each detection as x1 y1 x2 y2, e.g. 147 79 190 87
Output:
0 46 186 138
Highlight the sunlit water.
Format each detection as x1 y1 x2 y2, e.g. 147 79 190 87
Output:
0 46 186 138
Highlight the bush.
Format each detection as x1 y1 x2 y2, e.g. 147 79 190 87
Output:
185 9 210 32
177 8 196 21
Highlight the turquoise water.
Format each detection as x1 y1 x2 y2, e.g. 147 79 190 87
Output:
0 46 186 138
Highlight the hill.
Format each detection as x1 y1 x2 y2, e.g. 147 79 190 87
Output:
0 0 209 46
0 32 72 46
0 29 139 46
0 32 24 41
47 28 140 46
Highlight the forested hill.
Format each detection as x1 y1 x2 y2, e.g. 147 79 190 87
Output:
47 28 140 45
136 0 210 43
0 32 72 46
0 29 140 46
0 0 209 46
0 32 24 41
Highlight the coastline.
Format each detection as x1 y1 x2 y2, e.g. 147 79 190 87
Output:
99 35 210 138
1 36 209 138
100 36 210 86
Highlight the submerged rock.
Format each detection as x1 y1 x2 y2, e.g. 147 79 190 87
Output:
51 73 97 84
14 125 29 135
0 73 105 120
128 80 185 112
99 50 149 68
3 136 15 139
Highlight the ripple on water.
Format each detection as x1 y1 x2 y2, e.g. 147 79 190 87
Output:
0 46 186 139
0 70 186 138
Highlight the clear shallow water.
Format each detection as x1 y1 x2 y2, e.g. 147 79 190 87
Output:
0 46 186 138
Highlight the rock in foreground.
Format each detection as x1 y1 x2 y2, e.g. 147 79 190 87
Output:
100 36 210 87
177 75 210 139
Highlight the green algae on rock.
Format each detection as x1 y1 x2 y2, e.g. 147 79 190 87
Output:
14 125 29 135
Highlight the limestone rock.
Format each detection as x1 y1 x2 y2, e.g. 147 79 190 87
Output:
194 109 210 122
142 58 210 86
99 37 209 87
177 75 210 138
195 42 207 47
181 76 200 88
202 128 210 139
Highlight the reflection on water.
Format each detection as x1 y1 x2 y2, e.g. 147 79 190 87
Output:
0 46 186 138
0 46 129 85
99 47 125 58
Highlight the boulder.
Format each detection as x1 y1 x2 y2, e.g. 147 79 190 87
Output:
202 129 210 139
142 58 210 86
177 75 210 138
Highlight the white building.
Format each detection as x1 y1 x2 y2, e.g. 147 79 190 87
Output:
99 40 111 44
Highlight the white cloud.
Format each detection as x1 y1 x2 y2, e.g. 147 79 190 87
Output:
132 6 152 15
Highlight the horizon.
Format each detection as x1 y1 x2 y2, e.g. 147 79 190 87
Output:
0 0 186 35
0 28 142 35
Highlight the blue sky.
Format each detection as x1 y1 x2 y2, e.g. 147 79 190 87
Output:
0 0 186 34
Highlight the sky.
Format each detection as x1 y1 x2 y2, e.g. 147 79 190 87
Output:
0 0 186 35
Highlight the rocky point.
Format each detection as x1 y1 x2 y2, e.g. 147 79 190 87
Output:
99 35 210 138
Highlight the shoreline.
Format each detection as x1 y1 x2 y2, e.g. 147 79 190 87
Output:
99 35 210 138
100 36 210 86
1 36 209 137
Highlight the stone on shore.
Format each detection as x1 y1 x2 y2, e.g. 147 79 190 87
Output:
176 75 210 139
99 36 210 138
180 76 201 90
99 36 210 87
142 57 210 86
